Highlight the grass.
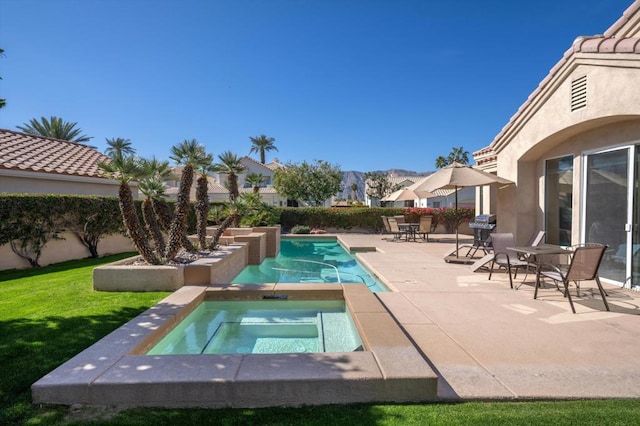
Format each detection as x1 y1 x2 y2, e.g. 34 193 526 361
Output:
1 254 640 425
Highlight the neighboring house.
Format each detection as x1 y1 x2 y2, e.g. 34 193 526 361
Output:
0 128 135 270
473 1 640 289
0 128 127 196
415 187 475 209
165 156 288 206
365 175 421 207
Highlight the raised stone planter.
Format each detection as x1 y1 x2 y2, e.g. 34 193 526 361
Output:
93 226 282 292
93 257 185 292
94 244 249 291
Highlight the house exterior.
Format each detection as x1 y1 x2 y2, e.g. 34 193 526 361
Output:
415 187 475 209
0 128 135 270
0 128 126 196
165 156 287 206
365 175 420 207
473 1 640 289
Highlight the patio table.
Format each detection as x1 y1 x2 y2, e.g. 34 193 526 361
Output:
507 244 573 286
398 223 419 241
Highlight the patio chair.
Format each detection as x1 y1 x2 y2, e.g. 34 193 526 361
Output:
381 216 392 234
526 230 546 247
394 215 406 224
417 215 433 242
534 243 610 314
387 217 408 241
488 232 531 289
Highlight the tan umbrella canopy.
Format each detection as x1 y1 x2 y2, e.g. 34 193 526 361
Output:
381 187 433 202
409 162 513 258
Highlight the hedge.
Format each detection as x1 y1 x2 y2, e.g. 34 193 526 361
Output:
0 194 197 267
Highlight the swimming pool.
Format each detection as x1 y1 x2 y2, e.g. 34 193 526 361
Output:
147 300 363 355
231 238 388 292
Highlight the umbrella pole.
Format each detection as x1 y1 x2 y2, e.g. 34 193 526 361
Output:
455 186 459 257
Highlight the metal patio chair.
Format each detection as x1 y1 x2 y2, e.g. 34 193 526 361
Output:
387 217 408 241
534 243 610 314
417 215 433 242
488 232 531 289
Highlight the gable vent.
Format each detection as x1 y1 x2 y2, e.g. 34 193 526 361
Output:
571 75 587 111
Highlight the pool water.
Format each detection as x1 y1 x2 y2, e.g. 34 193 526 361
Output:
232 238 388 292
147 300 363 355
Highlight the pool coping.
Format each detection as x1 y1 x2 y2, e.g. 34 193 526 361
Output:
32 283 438 408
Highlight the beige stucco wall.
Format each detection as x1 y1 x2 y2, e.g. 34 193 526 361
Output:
491 55 640 245
0 233 134 270
0 171 133 197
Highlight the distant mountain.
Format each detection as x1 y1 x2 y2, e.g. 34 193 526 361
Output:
336 169 432 201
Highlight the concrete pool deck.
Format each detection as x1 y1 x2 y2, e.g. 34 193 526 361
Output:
32 232 640 406
338 233 640 400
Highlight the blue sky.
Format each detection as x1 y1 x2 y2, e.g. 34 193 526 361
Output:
0 0 632 172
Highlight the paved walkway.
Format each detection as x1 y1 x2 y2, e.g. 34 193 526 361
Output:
338 233 640 400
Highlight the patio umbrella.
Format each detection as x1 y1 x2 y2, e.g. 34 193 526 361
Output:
409 162 513 258
381 187 432 202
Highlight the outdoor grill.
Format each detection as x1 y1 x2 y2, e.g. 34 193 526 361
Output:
468 214 497 253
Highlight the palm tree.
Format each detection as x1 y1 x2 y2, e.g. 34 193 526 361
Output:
249 134 278 164
17 116 93 144
435 155 448 169
350 183 358 201
194 153 215 249
208 198 243 249
139 157 172 254
0 48 5 109
105 137 135 158
98 155 160 264
246 172 266 193
447 146 470 165
165 139 206 260
213 151 246 201
138 177 167 255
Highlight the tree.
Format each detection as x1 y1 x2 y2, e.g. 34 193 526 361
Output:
364 172 401 203
70 197 124 258
435 146 470 169
213 151 246 201
98 154 160 264
249 134 278 164
350 183 359 201
0 48 5 109
0 195 68 267
138 157 172 254
105 137 135 158
246 172 266 193
435 156 448 169
274 160 343 206
194 153 215 249
165 139 206 260
17 116 93 144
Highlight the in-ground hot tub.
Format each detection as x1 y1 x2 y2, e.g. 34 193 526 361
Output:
148 299 363 355
32 284 437 408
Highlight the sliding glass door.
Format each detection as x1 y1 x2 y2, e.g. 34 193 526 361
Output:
584 147 634 287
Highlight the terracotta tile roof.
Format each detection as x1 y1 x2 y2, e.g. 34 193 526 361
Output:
0 128 109 178
241 156 275 171
478 1 640 157
264 160 284 170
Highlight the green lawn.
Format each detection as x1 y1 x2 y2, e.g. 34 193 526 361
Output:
1 254 639 425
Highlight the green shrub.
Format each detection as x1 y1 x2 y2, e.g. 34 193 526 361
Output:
291 225 311 234
276 207 405 232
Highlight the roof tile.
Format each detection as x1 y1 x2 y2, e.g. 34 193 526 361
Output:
0 128 110 178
